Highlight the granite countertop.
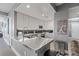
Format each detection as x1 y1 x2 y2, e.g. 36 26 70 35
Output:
21 37 53 51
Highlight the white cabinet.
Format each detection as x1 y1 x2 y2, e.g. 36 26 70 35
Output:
17 12 54 30
17 13 24 30
29 17 37 29
17 13 33 30
23 15 29 29
17 12 45 30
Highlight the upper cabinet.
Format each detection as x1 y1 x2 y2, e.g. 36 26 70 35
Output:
17 13 24 30
23 14 29 29
17 12 54 30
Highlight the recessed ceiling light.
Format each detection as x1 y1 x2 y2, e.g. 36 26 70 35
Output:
77 12 79 14
42 13 45 16
26 5 30 8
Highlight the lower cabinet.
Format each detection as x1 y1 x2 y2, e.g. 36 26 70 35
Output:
37 44 49 56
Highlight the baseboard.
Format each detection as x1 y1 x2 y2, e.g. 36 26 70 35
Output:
11 47 21 56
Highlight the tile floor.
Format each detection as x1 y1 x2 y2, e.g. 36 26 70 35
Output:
0 38 16 56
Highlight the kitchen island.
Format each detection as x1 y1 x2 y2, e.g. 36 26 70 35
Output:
11 37 53 56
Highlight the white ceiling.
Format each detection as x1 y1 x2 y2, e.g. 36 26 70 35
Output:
0 3 15 13
15 3 55 21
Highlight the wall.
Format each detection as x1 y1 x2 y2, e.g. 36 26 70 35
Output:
48 8 70 53
55 5 79 41
0 11 8 16
3 4 20 45
54 9 69 42
55 4 79 41
68 6 79 39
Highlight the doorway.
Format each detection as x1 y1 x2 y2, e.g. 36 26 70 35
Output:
68 18 79 39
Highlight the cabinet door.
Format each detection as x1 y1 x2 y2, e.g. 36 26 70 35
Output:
23 15 29 29
17 13 24 30
28 16 36 29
